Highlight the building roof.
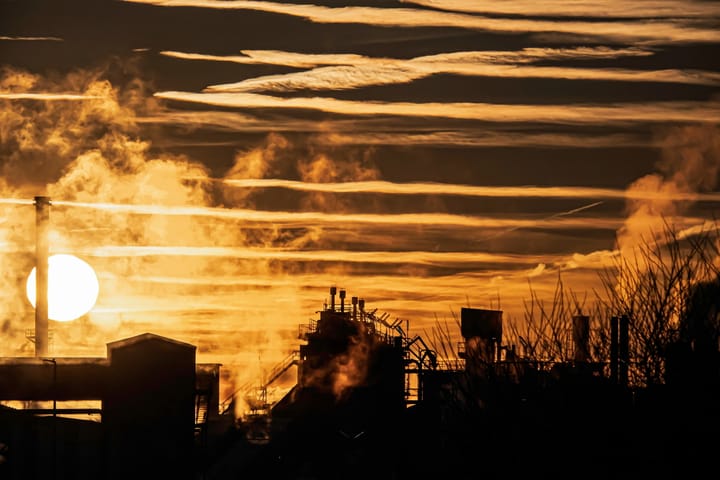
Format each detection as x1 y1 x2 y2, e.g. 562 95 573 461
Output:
106 332 197 353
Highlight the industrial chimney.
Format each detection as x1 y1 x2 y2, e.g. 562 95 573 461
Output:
572 315 590 363
330 286 337 311
34 196 50 357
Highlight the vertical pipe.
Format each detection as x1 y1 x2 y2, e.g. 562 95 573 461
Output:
358 299 365 321
330 286 336 311
610 316 619 384
619 315 630 387
35 196 50 358
573 315 590 363
339 289 346 313
351 296 358 320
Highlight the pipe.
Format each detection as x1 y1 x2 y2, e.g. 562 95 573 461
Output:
610 316 619 385
330 286 337 311
35 196 50 357
572 315 590 363
339 289 346 313
351 296 358 320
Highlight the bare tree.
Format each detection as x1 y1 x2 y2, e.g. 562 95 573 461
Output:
507 273 585 364
596 219 720 387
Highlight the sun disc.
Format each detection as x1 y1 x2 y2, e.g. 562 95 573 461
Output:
26 254 100 322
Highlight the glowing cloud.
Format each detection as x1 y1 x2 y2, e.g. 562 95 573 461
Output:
124 0 720 44
214 178 720 203
0 93 102 100
0 36 63 41
195 48 719 94
400 0 720 18
154 91 720 125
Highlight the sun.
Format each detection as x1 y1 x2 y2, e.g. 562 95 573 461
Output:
26 254 100 322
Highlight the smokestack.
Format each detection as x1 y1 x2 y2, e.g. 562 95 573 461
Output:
339 289 346 313
572 315 590 363
359 299 365 320
330 286 337 311
351 296 358 320
34 196 50 358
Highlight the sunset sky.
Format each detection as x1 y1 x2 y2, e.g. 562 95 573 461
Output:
1 0 719 395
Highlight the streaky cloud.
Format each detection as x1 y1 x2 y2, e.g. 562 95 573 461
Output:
163 46 652 69
0 93 102 100
401 0 720 18
153 91 720 124
205 63 720 93
0 36 63 41
141 111 648 148
124 0 720 44
171 47 720 94
213 178 720 203
78 245 559 267
52 199 622 230
160 49 372 68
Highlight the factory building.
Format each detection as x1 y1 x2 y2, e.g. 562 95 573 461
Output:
0 332 223 480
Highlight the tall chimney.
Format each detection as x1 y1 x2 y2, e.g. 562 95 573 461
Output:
329 286 337 311
339 289 346 313
34 196 50 357
358 299 365 320
351 296 358 320
572 315 590 363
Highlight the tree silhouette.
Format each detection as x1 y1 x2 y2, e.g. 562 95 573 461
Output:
596 220 720 386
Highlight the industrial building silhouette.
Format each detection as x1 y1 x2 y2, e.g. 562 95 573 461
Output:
2 284 720 479
0 333 211 479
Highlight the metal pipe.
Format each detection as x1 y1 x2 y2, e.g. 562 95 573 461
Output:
339 289 346 312
572 315 590 363
35 196 50 358
351 296 358 320
330 286 337 311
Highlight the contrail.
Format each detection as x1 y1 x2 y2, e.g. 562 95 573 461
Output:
476 201 605 242
551 201 604 218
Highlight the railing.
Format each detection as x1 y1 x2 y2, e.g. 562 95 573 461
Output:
219 350 300 416
298 320 316 340
265 351 299 386
195 390 209 426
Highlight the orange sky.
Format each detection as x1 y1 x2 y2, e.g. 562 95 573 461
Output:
1 0 719 399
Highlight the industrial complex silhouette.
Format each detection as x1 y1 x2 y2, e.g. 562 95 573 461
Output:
1 198 719 479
